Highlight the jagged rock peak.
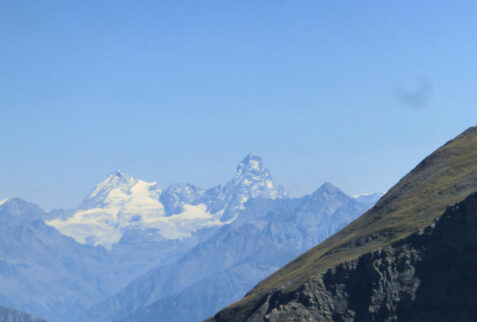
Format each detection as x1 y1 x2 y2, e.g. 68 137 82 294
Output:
233 153 271 184
103 169 133 184
78 170 149 211
112 169 129 177
231 153 285 197
234 153 268 181
84 170 138 199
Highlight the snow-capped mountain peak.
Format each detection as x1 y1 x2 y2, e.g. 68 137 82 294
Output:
47 154 288 249
79 170 152 209
94 170 133 190
213 153 286 221
233 153 267 182
47 171 168 249
232 153 285 199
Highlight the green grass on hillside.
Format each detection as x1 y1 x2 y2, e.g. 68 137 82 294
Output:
209 126 477 321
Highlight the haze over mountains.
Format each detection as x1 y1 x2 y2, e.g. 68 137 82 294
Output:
0 198 120 321
0 153 379 321
47 153 286 249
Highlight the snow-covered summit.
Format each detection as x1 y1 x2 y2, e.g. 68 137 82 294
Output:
47 171 170 248
234 153 266 180
78 170 158 209
230 153 284 197
232 153 285 197
209 153 286 221
47 154 287 249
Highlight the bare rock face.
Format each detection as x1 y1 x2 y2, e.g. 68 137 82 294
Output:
234 191 477 322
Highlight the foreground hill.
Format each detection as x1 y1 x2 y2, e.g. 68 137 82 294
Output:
0 305 46 322
227 192 477 321
210 126 477 321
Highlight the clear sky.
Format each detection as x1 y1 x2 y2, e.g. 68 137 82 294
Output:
1 1 477 210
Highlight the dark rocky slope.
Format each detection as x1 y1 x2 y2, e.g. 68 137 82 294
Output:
209 126 477 321
234 191 477 321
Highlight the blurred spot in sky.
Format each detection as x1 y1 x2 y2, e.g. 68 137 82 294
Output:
395 78 433 108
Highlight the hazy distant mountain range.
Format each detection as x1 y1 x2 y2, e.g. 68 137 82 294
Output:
47 153 286 249
0 153 380 321
0 198 120 321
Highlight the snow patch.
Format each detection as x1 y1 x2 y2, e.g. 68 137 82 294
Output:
353 192 373 198
144 203 223 240
248 159 261 171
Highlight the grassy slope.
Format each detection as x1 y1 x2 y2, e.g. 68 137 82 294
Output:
209 126 477 321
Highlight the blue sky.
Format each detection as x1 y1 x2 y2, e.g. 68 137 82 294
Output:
1 1 477 210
